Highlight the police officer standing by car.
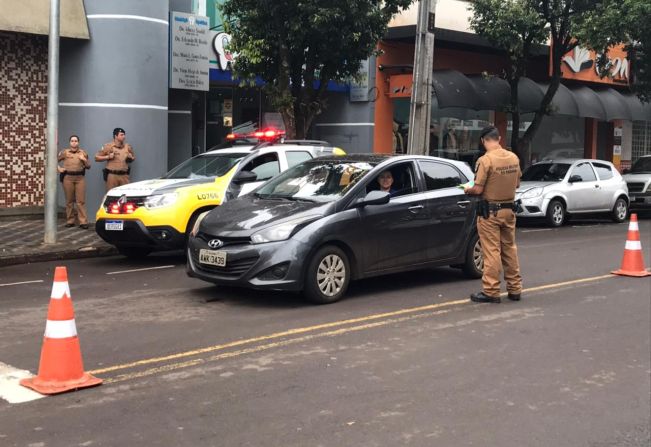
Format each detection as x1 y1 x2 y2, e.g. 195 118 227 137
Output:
95 128 135 190
58 135 91 228
464 126 523 303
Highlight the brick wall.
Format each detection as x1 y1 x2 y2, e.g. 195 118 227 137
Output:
0 32 48 208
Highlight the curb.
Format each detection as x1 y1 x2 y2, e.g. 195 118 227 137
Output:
0 245 118 267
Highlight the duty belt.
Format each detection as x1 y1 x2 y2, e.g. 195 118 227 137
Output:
487 202 515 211
106 169 129 175
65 170 85 175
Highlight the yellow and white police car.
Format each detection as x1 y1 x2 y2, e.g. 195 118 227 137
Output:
96 131 345 257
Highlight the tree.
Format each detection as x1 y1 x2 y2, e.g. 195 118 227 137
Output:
221 0 413 139
575 0 651 102
471 0 597 159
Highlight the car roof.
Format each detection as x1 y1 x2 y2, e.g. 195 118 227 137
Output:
204 146 257 155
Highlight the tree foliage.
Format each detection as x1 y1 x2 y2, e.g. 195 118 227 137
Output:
575 0 651 102
221 0 413 138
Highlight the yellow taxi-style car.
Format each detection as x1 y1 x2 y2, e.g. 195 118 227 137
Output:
96 134 345 258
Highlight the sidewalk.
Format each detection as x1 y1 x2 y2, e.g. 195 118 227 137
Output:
0 218 117 267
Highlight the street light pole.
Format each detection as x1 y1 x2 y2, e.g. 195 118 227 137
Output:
407 0 436 156
44 0 60 244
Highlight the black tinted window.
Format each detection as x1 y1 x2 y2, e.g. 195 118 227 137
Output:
419 162 467 191
571 163 597 182
522 163 571 181
592 162 613 180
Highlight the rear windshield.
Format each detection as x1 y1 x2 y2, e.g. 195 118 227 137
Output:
522 163 571 182
163 153 248 179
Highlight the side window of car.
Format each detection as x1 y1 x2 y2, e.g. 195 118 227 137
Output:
242 152 280 181
592 162 614 180
286 151 313 168
419 161 468 191
366 162 418 198
571 162 597 182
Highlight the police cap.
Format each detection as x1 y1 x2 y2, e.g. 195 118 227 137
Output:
113 128 126 137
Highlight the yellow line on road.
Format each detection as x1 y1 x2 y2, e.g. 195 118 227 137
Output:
89 273 616 377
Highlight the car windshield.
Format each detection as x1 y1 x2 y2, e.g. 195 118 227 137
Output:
255 160 376 203
522 163 571 182
163 153 248 179
630 157 651 173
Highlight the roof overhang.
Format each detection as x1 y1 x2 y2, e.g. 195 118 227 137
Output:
0 0 89 39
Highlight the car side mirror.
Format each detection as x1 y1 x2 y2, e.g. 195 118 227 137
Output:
356 190 391 207
568 175 583 183
232 170 258 185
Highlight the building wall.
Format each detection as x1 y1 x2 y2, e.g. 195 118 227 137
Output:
0 32 47 209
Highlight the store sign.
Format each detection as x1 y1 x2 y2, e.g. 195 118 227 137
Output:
212 32 235 71
555 44 629 85
170 12 210 91
388 74 413 98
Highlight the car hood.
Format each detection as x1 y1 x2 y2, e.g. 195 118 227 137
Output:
201 194 331 237
106 177 217 197
517 181 557 193
623 173 651 183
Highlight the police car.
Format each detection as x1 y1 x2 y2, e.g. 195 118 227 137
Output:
95 130 345 257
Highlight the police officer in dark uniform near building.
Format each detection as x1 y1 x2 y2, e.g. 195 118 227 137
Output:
95 128 135 191
58 135 91 228
464 126 523 303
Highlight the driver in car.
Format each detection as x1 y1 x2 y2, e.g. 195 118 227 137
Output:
377 170 397 196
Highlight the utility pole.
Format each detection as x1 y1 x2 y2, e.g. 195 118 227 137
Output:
407 0 436 155
44 0 60 244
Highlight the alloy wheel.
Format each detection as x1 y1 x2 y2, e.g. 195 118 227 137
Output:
473 239 483 271
552 204 564 225
616 200 627 220
316 254 346 297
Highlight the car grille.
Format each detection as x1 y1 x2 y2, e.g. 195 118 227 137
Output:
103 195 148 208
626 182 647 193
195 232 251 246
193 254 259 278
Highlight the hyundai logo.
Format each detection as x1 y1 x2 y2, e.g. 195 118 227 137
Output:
208 239 223 249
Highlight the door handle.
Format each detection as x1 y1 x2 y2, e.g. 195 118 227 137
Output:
408 204 424 213
594 184 600 188
457 200 471 208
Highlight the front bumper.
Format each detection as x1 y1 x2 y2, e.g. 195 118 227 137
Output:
96 218 185 250
515 196 546 218
186 234 310 292
629 193 651 209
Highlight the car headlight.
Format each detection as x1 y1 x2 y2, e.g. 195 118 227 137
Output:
251 215 320 244
144 193 178 209
521 187 543 199
190 211 210 237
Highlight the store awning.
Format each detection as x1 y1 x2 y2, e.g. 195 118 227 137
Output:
567 86 607 120
593 88 633 121
467 75 511 112
0 0 89 39
431 69 483 110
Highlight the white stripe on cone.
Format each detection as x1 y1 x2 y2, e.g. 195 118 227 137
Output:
629 221 639 231
44 319 78 339
51 281 71 300
625 240 642 251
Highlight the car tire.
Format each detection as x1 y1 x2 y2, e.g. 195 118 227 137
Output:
545 199 565 227
461 233 483 279
611 197 628 223
117 246 152 259
303 245 351 304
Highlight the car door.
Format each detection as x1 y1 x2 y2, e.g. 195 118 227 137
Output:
356 162 430 272
591 162 617 210
417 160 476 261
566 162 601 211
237 151 281 196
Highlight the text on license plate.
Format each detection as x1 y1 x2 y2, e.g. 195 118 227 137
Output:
199 249 227 267
105 220 124 231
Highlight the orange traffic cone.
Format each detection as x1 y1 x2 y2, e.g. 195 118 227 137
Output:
20 266 102 394
612 214 651 277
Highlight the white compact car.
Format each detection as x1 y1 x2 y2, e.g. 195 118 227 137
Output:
623 155 651 210
516 159 629 227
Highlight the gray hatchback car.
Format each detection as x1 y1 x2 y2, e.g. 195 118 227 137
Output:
186 154 482 304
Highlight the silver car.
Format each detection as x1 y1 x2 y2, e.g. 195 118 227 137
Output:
623 155 651 210
515 159 629 227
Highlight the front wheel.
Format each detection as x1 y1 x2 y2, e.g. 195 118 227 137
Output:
611 197 628 223
461 233 483 278
303 245 350 304
545 199 565 227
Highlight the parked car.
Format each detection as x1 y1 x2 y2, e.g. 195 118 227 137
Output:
541 148 584 161
623 155 651 210
187 154 482 304
96 132 345 258
515 159 629 227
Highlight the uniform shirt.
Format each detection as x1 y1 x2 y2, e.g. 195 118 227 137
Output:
97 142 135 171
474 147 521 202
58 148 90 172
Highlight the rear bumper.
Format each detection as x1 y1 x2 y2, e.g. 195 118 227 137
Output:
96 218 185 250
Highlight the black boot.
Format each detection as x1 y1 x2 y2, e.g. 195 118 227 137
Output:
470 292 501 303
507 293 521 301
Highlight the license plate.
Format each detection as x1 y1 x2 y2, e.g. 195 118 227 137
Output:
199 249 227 267
105 220 124 231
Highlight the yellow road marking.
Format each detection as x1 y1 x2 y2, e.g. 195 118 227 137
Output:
90 273 615 377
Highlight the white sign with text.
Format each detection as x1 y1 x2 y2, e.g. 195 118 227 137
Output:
170 12 210 91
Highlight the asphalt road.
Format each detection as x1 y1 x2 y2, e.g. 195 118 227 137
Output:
0 218 649 447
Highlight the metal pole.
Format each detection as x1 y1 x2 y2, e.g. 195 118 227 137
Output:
44 0 60 243
407 0 436 155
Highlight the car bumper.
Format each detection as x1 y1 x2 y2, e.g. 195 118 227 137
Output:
629 194 651 209
186 235 310 292
96 218 186 250
515 196 546 218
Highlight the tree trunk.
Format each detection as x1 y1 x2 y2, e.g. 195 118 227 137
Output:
509 77 520 159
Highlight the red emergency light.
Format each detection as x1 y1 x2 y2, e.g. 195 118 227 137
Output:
108 201 138 214
252 128 285 141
